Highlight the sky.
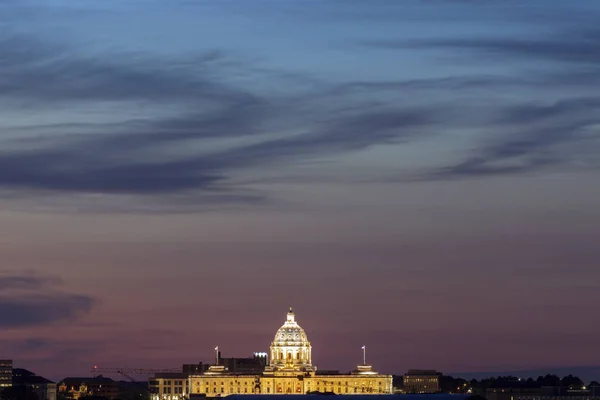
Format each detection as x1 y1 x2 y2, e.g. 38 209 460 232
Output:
1 0 600 382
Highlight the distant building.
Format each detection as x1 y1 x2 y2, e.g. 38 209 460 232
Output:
150 373 190 400
0 360 12 388
403 369 441 393
150 364 210 399
12 368 57 400
218 355 267 375
59 376 118 400
182 364 208 377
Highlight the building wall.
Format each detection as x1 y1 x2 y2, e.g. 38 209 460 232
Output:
403 374 440 393
59 381 119 400
150 376 189 400
185 374 393 397
0 360 12 388
29 383 57 400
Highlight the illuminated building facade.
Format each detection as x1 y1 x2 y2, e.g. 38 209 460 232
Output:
151 308 392 399
150 374 189 400
0 360 11 388
59 377 118 400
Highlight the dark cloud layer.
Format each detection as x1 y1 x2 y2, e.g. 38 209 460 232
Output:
0 295 93 327
426 98 600 179
0 106 434 195
0 274 61 290
2 21 600 206
366 28 600 65
0 34 238 103
0 272 94 327
365 25 600 181
0 33 444 199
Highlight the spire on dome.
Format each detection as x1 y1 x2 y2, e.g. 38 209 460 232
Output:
286 306 295 322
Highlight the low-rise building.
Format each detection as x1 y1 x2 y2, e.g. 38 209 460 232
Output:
219 355 267 375
59 376 118 400
403 369 441 393
149 364 209 400
150 373 189 400
12 368 56 400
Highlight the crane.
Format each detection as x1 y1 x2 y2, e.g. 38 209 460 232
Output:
91 367 182 375
90 366 183 395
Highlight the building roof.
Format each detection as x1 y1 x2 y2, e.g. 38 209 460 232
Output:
153 373 186 379
272 307 310 347
12 369 54 384
61 376 116 386
405 370 441 376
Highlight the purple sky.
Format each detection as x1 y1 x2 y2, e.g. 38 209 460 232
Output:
1 0 600 382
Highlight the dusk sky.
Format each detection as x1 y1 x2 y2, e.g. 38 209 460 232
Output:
2 0 600 382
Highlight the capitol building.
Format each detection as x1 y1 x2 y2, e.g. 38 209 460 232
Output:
152 308 393 397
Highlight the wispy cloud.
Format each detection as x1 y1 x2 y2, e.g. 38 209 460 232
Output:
2 10 600 209
0 33 239 104
0 271 95 328
365 25 600 181
0 32 445 205
366 28 600 65
422 98 600 180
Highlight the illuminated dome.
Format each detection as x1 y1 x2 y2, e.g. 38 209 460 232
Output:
273 311 309 345
268 307 315 372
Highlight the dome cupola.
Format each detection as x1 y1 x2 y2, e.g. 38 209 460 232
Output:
268 307 315 373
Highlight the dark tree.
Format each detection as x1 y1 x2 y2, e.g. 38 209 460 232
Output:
536 374 561 387
561 375 584 388
525 378 536 387
439 375 469 393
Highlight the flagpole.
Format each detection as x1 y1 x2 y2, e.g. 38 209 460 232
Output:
215 346 219 365
362 346 366 365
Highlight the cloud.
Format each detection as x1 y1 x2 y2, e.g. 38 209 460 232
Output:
421 98 600 180
0 33 242 104
0 105 435 197
364 24 600 181
0 274 61 290
0 272 95 327
2 21 599 205
0 32 446 203
366 28 600 65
